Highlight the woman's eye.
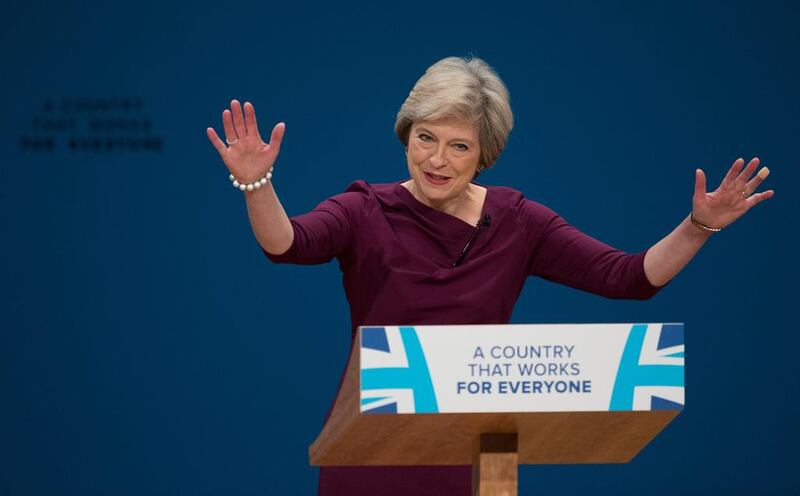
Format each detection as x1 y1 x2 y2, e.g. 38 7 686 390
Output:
454 144 468 152
418 133 432 142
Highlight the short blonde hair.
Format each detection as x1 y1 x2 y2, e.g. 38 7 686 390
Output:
395 56 514 170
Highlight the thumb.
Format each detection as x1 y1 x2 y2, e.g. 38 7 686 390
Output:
267 122 285 159
694 168 707 199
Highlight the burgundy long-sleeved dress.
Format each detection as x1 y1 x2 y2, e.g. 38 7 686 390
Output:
265 180 662 495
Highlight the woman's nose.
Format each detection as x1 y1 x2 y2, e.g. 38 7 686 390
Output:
429 147 447 167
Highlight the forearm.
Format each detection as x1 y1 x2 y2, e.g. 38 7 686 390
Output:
644 214 713 286
243 181 294 255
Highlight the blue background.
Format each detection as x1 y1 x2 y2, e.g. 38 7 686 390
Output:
2 0 798 494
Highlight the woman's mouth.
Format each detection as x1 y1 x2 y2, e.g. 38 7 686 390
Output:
424 171 451 186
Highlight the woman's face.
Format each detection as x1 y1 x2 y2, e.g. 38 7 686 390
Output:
405 117 481 208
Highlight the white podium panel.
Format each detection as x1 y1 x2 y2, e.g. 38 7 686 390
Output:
360 323 684 414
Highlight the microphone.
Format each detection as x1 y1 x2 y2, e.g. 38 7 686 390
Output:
452 214 492 268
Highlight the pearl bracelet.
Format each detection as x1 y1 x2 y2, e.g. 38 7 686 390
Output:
229 167 274 192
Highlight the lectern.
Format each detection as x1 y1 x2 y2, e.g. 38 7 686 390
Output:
310 323 684 495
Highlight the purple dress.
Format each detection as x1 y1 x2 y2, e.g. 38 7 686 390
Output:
265 180 662 495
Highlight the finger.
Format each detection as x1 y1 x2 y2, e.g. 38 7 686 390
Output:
243 101 261 139
694 168 707 199
743 166 770 195
736 157 760 184
721 157 745 188
266 122 286 161
230 99 247 138
222 109 237 143
745 189 775 208
206 127 227 155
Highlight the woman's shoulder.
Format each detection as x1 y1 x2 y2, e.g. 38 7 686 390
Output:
338 179 413 208
342 179 398 196
484 184 558 219
315 180 401 217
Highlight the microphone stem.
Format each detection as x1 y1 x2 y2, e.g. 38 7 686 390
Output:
452 215 491 268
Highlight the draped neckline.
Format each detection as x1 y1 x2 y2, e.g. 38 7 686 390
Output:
393 180 490 233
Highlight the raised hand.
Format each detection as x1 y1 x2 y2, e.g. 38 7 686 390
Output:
207 100 285 184
692 157 774 230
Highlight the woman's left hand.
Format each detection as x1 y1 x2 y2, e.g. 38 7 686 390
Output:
692 157 775 230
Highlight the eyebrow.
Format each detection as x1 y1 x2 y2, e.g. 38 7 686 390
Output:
415 126 475 146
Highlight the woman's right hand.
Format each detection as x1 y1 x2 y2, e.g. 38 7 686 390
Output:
206 100 285 184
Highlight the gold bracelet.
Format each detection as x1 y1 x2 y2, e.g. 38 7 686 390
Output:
690 212 722 233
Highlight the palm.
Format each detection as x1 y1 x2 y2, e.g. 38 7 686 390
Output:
206 100 285 183
692 157 774 230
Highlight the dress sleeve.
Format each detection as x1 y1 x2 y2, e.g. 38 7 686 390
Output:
263 181 370 265
518 198 664 300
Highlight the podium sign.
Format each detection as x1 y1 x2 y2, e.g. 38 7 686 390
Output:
360 323 684 415
310 322 685 474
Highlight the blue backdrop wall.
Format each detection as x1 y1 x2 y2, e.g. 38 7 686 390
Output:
2 0 798 494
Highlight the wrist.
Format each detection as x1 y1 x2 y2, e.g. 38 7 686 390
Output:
229 167 274 192
689 212 721 234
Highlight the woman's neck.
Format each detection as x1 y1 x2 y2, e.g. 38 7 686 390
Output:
402 180 486 226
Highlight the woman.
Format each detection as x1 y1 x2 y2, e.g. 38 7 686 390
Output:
207 57 773 495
